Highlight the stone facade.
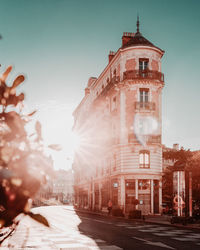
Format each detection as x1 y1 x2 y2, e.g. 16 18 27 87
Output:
73 22 165 215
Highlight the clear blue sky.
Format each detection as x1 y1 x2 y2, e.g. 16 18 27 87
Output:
0 0 199 168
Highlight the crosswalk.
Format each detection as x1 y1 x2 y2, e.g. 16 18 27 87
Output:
2 211 200 249
115 223 200 246
1 216 123 249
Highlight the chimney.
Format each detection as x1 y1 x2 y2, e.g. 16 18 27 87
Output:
108 51 116 63
122 32 135 47
173 143 179 151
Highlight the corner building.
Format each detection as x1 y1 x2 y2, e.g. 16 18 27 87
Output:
73 20 165 215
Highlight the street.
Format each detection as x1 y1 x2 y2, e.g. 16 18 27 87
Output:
2 205 200 249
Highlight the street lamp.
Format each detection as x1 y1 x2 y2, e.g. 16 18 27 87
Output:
171 160 192 224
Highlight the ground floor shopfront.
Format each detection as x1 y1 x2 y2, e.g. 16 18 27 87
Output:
74 175 162 215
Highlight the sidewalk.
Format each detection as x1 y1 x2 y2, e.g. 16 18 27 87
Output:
72 207 200 231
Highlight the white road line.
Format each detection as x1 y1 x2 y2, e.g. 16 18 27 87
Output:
115 223 129 227
132 236 176 249
172 237 198 242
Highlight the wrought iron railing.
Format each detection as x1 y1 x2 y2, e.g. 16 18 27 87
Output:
135 102 156 111
123 70 164 82
147 135 161 144
128 134 161 144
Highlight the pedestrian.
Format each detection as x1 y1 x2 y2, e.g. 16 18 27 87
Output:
107 199 112 216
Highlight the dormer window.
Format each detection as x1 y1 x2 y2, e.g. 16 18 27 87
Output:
139 58 149 71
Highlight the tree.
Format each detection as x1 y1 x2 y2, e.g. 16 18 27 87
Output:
0 66 59 243
162 147 200 208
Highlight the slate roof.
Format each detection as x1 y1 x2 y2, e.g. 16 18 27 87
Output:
122 31 164 52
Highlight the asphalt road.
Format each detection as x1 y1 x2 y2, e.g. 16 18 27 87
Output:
2 205 200 249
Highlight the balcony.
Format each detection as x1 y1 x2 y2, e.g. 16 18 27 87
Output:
128 134 161 144
100 76 120 97
135 102 156 111
147 135 161 144
93 76 119 107
123 70 164 82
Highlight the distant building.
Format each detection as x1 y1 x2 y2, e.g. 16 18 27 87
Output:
73 18 165 215
52 169 74 203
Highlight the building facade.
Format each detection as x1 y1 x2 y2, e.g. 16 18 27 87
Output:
73 19 165 215
52 169 74 204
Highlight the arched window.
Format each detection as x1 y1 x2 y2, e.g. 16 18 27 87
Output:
139 150 150 168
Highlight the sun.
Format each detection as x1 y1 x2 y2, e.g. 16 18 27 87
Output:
70 132 81 152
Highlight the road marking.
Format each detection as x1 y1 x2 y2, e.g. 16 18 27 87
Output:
186 233 200 238
115 223 129 227
80 216 113 224
172 237 198 242
56 243 88 249
97 246 122 250
153 233 179 237
125 224 156 229
132 236 176 249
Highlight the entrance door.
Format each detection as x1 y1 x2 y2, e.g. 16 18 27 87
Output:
154 180 159 214
125 180 135 213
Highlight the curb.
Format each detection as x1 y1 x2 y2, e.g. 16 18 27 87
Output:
67 207 200 231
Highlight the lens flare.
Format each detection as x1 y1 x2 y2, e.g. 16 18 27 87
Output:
70 132 81 152
134 114 159 146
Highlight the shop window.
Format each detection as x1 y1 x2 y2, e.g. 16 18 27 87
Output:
139 150 150 168
126 181 135 190
138 179 150 190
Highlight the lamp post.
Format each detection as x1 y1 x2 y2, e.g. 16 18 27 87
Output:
172 160 192 224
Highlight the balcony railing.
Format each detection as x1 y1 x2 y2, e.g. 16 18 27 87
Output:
128 134 161 144
100 76 120 97
147 135 161 144
93 76 120 107
135 102 156 111
123 70 164 82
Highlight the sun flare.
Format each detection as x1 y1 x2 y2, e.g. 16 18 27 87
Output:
70 132 81 152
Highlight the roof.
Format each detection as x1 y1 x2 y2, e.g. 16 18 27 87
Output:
122 31 164 53
122 17 164 53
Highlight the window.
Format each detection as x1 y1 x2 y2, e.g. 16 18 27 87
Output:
139 88 149 103
139 58 149 71
96 166 98 177
101 167 104 176
139 150 150 168
111 96 117 110
138 180 150 190
113 154 116 171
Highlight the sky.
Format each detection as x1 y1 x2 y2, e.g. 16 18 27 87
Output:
0 0 200 169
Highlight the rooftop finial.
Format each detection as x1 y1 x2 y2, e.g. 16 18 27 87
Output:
136 14 140 33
